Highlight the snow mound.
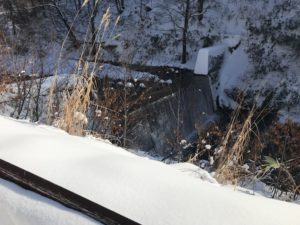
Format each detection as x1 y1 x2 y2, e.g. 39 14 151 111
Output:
0 116 300 225
170 163 218 184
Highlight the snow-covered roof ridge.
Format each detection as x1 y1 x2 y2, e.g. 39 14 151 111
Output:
0 115 299 225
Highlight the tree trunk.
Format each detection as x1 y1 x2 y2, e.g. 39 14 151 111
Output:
115 0 125 14
53 1 79 47
121 0 125 10
181 0 190 64
197 0 204 22
4 0 17 35
140 0 143 20
90 0 100 55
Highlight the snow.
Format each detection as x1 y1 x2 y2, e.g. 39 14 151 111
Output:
194 48 209 75
278 109 300 124
73 111 88 125
99 64 157 80
0 179 100 225
170 163 218 184
223 35 241 48
0 74 78 120
0 116 300 225
194 35 241 76
159 79 172 84
194 44 227 75
205 144 212 150
125 82 134 88
216 45 250 108
139 83 146 88
1 0 299 117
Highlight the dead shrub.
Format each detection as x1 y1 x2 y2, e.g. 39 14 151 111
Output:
191 107 300 200
258 119 300 198
186 123 223 164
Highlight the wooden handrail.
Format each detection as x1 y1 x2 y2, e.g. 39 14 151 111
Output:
0 159 140 225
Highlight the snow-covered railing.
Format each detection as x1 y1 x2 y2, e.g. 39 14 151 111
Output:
0 159 140 225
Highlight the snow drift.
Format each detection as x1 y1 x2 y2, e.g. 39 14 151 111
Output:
0 116 299 225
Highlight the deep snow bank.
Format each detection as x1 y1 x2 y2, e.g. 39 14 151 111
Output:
0 116 299 225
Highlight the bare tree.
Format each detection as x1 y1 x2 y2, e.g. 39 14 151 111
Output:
49 0 79 47
0 0 37 35
115 0 125 14
160 0 202 64
2 1 16 35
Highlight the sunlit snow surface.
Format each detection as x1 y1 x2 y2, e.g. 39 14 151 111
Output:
0 116 300 225
0 179 101 225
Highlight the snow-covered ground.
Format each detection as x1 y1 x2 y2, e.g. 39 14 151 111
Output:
0 115 300 225
2 0 299 117
0 74 77 120
99 64 157 80
94 0 299 113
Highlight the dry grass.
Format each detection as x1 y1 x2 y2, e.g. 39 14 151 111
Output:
215 106 255 184
48 6 113 136
0 75 11 93
211 102 300 199
56 68 94 135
